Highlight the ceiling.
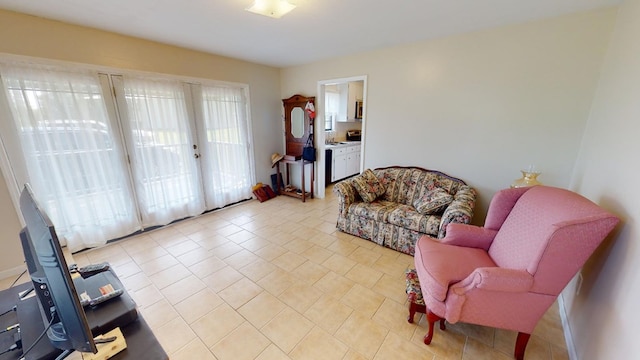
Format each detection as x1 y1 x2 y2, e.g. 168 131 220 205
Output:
0 0 621 68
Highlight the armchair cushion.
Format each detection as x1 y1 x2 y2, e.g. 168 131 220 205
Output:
440 223 498 250
414 188 454 215
351 168 386 202
414 236 496 302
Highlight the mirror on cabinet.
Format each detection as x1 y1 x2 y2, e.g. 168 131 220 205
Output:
291 107 305 138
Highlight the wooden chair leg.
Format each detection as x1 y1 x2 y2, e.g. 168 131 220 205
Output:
514 332 531 360
423 311 443 345
407 302 426 323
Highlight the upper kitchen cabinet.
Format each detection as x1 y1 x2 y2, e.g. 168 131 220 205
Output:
336 80 364 122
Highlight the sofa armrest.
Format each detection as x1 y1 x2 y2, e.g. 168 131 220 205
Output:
440 223 497 250
438 185 477 238
333 179 359 217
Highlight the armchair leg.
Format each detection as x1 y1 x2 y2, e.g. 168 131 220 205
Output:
423 311 444 345
514 332 531 360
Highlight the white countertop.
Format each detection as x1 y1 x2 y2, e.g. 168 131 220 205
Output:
325 141 361 149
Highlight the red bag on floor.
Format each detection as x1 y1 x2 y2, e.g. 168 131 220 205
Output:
253 184 277 202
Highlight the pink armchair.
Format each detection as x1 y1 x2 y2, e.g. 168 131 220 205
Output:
414 186 619 359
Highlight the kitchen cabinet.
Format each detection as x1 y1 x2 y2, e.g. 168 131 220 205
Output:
330 144 361 182
336 81 364 122
347 145 361 175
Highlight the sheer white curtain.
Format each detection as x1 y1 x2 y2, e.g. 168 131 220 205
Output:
194 84 254 209
0 63 140 252
113 76 205 227
0 61 257 252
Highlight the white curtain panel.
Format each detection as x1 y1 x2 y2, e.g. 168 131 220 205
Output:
196 85 254 209
0 61 257 252
115 76 206 227
0 64 140 252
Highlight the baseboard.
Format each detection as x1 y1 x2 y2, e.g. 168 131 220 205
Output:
558 294 578 360
0 264 27 285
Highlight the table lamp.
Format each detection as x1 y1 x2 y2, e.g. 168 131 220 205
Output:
511 165 542 188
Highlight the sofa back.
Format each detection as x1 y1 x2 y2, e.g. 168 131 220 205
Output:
372 167 466 206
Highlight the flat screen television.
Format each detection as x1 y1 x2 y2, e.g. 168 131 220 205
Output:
19 184 97 357
19 227 59 325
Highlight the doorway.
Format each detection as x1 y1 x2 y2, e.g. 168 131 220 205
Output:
315 75 367 198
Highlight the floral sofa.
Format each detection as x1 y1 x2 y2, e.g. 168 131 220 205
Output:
333 166 476 256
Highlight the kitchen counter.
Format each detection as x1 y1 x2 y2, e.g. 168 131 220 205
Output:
325 141 361 149
326 141 362 183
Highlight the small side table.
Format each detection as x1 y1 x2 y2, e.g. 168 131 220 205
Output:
275 159 314 202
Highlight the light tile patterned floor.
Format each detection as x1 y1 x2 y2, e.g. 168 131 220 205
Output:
1 188 569 359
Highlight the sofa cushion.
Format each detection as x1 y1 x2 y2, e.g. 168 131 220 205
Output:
352 169 386 202
348 200 396 222
414 188 454 215
387 204 441 235
377 167 405 203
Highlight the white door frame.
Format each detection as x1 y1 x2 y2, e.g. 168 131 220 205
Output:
315 75 368 198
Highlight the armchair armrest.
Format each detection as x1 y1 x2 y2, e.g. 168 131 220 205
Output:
440 223 497 250
333 179 359 217
445 267 534 323
453 267 534 295
438 185 477 238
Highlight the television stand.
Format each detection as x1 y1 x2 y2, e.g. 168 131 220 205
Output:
0 283 167 360
54 349 72 360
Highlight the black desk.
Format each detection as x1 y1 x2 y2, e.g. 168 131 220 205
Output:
0 282 167 360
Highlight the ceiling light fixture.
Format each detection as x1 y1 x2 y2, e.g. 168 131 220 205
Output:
246 0 296 19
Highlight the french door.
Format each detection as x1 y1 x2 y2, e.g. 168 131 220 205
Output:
191 84 254 209
110 75 205 227
0 62 254 251
108 75 255 228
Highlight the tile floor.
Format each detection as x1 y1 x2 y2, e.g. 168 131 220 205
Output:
1 188 569 359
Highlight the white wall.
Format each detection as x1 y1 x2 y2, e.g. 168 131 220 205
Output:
0 9 283 274
281 8 617 221
563 0 639 358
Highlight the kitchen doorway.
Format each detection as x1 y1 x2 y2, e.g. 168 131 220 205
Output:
315 75 367 198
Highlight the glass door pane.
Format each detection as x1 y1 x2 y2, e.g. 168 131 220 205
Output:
191 84 254 209
112 75 205 227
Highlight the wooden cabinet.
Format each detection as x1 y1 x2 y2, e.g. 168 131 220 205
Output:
283 94 315 157
331 144 361 182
